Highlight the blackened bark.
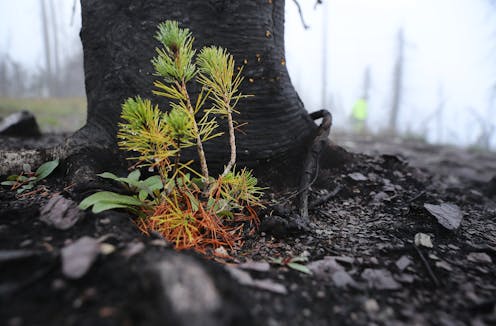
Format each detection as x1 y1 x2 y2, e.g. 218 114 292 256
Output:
74 0 316 169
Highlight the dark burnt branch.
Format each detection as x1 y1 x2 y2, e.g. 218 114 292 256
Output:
298 110 332 222
314 0 323 10
292 0 310 29
414 245 440 287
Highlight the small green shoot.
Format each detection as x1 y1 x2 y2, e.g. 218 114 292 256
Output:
270 255 313 275
79 191 144 214
1 159 59 194
78 169 163 213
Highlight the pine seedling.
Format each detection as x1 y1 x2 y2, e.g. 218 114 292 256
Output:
80 20 264 256
152 21 212 183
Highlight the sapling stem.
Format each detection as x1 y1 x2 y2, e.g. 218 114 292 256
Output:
180 80 210 183
221 108 236 177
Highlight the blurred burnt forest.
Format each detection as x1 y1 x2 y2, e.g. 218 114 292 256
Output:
0 51 84 98
0 0 84 98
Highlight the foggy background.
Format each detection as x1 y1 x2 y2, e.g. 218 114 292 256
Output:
0 0 495 149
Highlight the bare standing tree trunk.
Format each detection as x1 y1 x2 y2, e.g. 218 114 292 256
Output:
40 0 52 97
388 28 404 134
48 0 61 95
362 66 371 101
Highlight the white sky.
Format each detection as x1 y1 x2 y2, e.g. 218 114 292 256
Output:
1 0 495 148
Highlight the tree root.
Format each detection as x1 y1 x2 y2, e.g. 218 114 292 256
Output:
298 110 333 224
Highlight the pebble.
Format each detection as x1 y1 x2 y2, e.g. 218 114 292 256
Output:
435 261 453 272
364 298 380 313
467 252 492 264
19 239 32 247
414 233 433 248
395 255 411 271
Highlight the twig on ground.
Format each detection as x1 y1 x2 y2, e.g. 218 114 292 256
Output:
413 245 440 287
408 190 426 203
309 185 342 209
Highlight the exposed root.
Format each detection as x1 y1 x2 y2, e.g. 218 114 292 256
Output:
298 110 333 224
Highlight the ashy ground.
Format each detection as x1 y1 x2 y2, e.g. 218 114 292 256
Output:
0 133 495 326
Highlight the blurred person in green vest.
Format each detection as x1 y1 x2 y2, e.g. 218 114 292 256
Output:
351 97 368 134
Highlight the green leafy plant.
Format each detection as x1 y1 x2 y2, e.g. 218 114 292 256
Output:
1 159 59 194
270 255 313 275
79 20 264 255
79 170 163 214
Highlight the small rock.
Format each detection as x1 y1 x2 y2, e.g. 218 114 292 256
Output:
307 257 344 281
424 203 463 230
61 236 100 279
348 172 368 181
316 290 326 298
467 252 492 264
372 191 390 204
0 110 41 137
239 260 270 272
40 195 82 230
214 246 229 257
361 268 401 290
395 255 411 272
327 255 354 265
226 267 287 294
20 239 32 247
414 233 433 248
331 270 357 288
395 273 415 283
435 261 453 272
122 241 145 258
154 255 222 322
99 243 116 255
364 298 380 313
428 254 440 260
149 239 169 247
448 244 460 250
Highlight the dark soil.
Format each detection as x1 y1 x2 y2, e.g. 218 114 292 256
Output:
1 133 495 326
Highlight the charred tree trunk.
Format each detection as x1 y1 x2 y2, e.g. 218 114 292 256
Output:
64 0 349 185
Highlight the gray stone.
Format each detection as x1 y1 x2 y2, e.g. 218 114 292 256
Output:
40 195 82 230
152 255 223 326
0 110 41 137
61 237 100 279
